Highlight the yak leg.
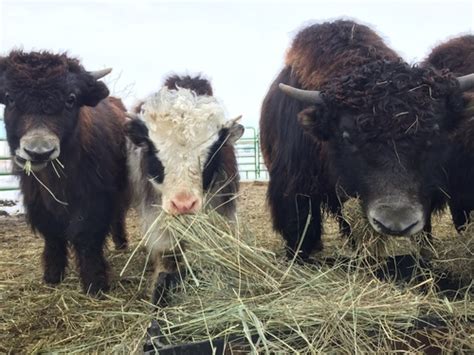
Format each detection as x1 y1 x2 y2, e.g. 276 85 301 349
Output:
449 202 470 233
28 206 68 285
268 179 322 260
151 251 184 306
111 204 128 250
72 233 109 295
42 235 68 284
68 204 111 295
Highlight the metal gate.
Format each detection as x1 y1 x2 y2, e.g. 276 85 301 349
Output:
0 118 18 192
235 126 268 181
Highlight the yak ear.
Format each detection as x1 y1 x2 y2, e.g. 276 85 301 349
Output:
81 78 110 107
223 115 245 145
78 69 112 107
297 106 332 141
125 118 150 147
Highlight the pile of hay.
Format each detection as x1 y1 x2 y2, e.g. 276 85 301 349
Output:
147 212 473 353
0 211 156 353
341 198 474 283
0 244 153 353
1 204 472 353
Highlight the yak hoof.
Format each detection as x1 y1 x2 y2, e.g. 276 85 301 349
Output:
285 249 310 263
43 270 64 285
152 271 184 307
83 280 110 297
114 241 128 251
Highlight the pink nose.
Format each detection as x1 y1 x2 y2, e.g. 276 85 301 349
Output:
170 193 200 214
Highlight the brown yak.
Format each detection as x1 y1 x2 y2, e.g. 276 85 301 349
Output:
260 20 474 260
0 51 129 295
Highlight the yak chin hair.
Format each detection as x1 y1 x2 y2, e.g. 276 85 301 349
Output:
141 87 226 139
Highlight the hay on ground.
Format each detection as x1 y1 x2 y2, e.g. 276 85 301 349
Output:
1 199 473 353
147 212 473 353
341 198 474 284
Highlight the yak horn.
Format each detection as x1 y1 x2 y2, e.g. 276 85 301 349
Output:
457 73 474 92
89 68 112 80
279 83 324 104
230 115 243 123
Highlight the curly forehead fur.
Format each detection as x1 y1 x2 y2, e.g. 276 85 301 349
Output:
2 50 82 85
141 86 226 142
320 60 462 139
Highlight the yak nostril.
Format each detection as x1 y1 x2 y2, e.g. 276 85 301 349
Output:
171 200 179 212
189 199 198 211
24 147 56 161
170 196 200 214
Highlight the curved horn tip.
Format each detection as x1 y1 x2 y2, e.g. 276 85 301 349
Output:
278 83 324 104
89 68 113 80
278 83 292 92
458 73 474 92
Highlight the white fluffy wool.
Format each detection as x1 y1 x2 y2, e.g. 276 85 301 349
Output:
141 87 226 147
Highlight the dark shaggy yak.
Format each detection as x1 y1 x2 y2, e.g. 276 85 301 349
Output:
0 51 129 295
125 74 244 304
424 35 474 231
260 20 474 259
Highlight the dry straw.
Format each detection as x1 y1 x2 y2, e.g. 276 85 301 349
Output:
149 211 473 353
1 202 472 353
341 198 474 282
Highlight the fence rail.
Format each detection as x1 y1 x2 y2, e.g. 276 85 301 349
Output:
0 118 18 192
0 121 268 194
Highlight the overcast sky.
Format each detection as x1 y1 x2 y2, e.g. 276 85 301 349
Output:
1 0 473 129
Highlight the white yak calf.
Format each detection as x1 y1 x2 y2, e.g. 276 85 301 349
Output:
126 75 244 304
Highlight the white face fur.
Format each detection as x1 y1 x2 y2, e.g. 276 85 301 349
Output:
140 87 237 215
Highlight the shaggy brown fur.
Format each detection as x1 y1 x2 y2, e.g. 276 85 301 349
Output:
424 35 474 77
0 51 129 295
424 35 474 231
286 21 399 89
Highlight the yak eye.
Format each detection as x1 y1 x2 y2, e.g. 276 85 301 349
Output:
342 131 352 143
66 93 76 109
342 131 358 152
5 92 15 107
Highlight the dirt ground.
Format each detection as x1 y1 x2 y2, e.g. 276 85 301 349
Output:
0 181 465 352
